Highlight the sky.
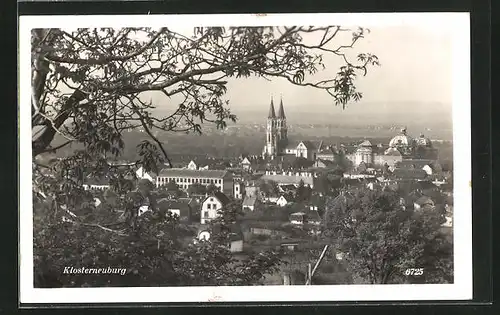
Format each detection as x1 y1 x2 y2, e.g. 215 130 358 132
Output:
226 25 453 114
149 24 454 119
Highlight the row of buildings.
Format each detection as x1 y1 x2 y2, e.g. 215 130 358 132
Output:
261 96 438 167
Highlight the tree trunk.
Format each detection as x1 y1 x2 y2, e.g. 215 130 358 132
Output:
32 89 87 156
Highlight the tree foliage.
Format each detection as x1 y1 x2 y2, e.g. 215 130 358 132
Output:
31 25 378 286
187 182 207 196
295 179 312 202
258 179 280 198
292 157 313 170
322 188 453 284
333 149 353 172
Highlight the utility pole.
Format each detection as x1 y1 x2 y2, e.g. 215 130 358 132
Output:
307 263 312 285
305 245 329 285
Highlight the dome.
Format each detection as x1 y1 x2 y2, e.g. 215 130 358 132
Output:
415 133 432 147
389 134 414 147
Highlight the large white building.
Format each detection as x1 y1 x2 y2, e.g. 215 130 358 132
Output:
156 168 234 197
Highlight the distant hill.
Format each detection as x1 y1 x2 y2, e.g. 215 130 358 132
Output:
229 101 452 125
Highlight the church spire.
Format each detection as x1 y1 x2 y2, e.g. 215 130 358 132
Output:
277 95 286 119
268 97 276 118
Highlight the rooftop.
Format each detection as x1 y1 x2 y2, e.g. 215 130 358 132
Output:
391 168 428 180
285 140 323 151
158 168 230 178
242 195 258 207
260 174 314 186
203 191 231 206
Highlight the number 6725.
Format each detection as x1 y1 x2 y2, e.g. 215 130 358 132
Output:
404 268 424 276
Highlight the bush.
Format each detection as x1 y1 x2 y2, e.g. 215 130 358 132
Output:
256 234 270 242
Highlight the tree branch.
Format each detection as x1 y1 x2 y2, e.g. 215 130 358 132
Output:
45 28 167 65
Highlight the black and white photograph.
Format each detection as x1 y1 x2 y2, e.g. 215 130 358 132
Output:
19 13 472 303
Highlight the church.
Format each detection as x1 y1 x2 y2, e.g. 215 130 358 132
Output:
261 96 437 167
262 96 323 160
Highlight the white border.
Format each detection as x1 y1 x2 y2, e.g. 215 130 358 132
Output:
19 13 472 304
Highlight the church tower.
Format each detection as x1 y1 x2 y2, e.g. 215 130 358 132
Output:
263 97 278 158
276 95 288 150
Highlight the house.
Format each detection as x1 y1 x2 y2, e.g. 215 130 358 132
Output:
157 198 193 222
304 210 322 225
136 166 155 183
442 204 453 227
414 196 435 210
229 233 244 253
186 159 211 170
83 177 110 191
396 159 438 170
280 241 300 252
442 215 453 227
391 168 428 180
263 196 279 203
138 205 151 216
290 212 306 225
366 181 382 191
276 195 291 207
306 195 324 211
422 164 434 175
200 192 231 224
233 181 244 199
242 195 259 211
316 145 337 161
244 181 260 199
289 210 321 225
241 157 252 171
313 158 335 169
282 140 324 160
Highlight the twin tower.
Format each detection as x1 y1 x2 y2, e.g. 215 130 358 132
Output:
262 96 288 158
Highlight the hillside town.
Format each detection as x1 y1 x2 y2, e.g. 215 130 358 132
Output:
70 96 454 285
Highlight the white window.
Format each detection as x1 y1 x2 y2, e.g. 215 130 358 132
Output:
207 204 211 210
203 211 209 218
